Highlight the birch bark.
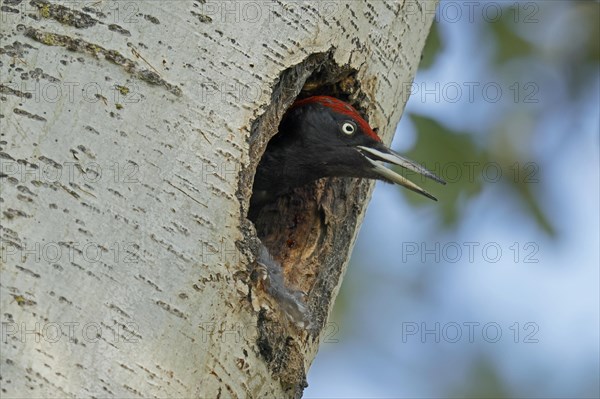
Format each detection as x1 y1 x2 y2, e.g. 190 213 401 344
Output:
0 0 436 397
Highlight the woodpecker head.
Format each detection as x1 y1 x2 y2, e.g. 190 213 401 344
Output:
251 96 445 212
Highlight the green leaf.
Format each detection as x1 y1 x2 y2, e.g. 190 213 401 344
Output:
400 114 486 227
489 125 556 237
451 356 511 398
404 114 556 236
490 9 534 64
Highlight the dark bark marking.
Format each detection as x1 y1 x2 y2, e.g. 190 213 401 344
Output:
23 27 182 96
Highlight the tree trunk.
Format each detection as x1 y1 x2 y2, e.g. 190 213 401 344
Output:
0 1 436 397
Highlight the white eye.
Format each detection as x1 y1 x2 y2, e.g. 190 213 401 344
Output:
341 121 356 135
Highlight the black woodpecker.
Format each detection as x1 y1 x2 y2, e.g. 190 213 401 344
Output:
251 96 445 328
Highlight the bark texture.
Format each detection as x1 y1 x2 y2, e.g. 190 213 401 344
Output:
0 0 436 397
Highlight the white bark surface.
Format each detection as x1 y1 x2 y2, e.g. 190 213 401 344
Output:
0 0 436 397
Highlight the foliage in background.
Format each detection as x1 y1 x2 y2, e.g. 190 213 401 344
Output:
404 1 599 236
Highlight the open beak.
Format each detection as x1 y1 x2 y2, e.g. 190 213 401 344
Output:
356 145 446 201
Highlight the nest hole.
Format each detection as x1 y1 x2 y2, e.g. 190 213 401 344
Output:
244 54 370 295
